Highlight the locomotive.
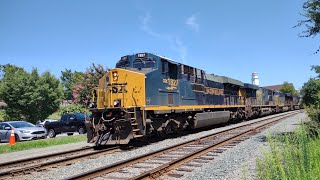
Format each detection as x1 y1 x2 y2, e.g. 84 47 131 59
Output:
86 53 300 146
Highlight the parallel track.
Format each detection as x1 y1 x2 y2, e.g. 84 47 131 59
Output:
0 146 120 179
67 111 300 180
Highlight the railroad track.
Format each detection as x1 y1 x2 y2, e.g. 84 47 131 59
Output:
0 145 121 179
67 111 300 180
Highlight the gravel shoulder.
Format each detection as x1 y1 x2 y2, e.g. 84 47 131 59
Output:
17 111 305 180
184 112 308 180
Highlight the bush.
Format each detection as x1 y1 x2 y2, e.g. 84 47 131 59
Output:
59 104 84 115
256 125 320 180
306 105 320 123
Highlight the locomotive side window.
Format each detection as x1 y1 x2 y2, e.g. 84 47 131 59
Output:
183 65 188 74
162 60 168 74
161 59 178 79
168 62 178 79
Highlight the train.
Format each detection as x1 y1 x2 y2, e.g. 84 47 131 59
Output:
85 52 300 146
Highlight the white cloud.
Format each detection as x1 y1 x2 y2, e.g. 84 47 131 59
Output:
140 13 162 38
171 37 187 63
185 14 199 32
139 12 188 63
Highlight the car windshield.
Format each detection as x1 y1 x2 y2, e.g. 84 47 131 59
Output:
10 121 35 128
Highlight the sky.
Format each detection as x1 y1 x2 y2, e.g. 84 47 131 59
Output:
0 0 319 90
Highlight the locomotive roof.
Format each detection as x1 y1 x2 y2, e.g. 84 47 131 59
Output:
243 83 259 90
221 76 244 87
205 74 224 83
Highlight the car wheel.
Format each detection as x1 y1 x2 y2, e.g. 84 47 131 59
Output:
14 134 20 142
78 126 85 134
67 133 74 136
48 129 56 138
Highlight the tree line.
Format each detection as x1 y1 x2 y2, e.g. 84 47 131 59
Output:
0 63 108 123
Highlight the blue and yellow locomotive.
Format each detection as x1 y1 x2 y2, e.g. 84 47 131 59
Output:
86 53 300 146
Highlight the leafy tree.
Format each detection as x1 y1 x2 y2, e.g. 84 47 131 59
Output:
311 65 320 77
72 63 108 107
0 64 63 123
301 66 320 107
301 78 320 107
302 66 320 122
296 0 320 53
279 82 299 96
60 69 84 100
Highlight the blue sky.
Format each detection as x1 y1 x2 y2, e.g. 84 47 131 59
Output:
0 0 319 89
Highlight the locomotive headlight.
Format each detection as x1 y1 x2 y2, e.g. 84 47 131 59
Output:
113 100 120 107
112 72 118 81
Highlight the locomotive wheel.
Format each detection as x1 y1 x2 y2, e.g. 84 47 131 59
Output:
157 131 167 138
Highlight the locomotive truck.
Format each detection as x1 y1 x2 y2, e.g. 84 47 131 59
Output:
86 53 300 146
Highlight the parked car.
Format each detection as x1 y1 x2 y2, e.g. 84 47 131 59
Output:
0 121 47 142
36 119 57 127
44 113 88 138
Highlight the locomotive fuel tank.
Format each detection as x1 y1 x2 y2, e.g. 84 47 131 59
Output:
190 111 230 129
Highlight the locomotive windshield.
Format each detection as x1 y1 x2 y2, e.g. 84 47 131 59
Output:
133 59 155 69
116 59 130 68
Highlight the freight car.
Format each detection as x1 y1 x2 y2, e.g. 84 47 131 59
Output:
86 53 300 146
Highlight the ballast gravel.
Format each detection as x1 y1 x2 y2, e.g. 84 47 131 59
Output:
182 112 308 180
20 111 307 180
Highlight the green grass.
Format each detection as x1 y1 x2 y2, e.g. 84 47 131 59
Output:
256 125 320 180
0 135 87 154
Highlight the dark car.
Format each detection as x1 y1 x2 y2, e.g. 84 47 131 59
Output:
44 113 88 138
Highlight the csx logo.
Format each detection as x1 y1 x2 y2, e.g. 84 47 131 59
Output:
111 87 127 93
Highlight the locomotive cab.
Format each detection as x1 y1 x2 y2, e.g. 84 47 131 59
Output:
87 67 146 145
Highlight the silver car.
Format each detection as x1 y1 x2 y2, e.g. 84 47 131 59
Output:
0 121 47 142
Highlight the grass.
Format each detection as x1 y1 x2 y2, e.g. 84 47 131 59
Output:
0 135 87 154
256 125 320 180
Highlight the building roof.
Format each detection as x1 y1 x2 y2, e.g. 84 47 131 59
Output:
263 84 284 91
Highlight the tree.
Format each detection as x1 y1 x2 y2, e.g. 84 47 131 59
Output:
311 65 320 78
0 64 63 123
72 63 108 107
301 78 320 107
301 66 320 107
60 69 84 100
296 0 320 53
279 82 299 96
